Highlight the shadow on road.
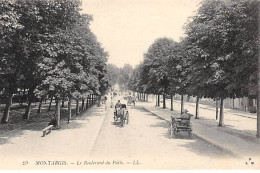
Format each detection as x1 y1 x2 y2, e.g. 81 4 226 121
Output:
192 116 259 144
133 105 232 158
0 105 104 145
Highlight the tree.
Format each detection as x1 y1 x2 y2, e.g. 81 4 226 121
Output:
184 0 259 128
166 40 188 113
142 38 177 108
118 64 133 92
35 0 108 126
0 0 24 123
106 64 120 86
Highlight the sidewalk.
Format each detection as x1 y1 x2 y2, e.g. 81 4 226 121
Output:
0 103 108 169
171 99 257 119
137 101 260 159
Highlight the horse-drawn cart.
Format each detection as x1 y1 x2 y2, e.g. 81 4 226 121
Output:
127 96 135 106
168 113 192 138
114 104 129 126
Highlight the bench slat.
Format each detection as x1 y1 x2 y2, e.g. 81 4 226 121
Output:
42 125 53 132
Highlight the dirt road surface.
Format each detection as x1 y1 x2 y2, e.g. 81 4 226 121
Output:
0 96 252 169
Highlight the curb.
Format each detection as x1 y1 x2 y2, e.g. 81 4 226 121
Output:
191 133 241 158
88 104 109 156
142 107 241 158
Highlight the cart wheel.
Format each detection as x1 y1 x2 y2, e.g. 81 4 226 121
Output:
168 123 173 139
173 127 179 138
188 130 192 138
120 115 124 126
114 116 116 122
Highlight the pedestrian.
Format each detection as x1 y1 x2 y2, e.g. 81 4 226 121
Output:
132 97 136 106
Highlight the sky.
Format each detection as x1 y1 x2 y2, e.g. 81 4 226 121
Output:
81 0 202 68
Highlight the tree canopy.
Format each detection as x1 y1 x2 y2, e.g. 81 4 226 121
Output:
0 0 110 123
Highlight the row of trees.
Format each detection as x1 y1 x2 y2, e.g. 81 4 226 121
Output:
107 63 133 91
0 0 110 126
128 0 260 137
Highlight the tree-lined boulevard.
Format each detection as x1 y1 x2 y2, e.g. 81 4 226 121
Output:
0 95 259 169
0 0 259 170
128 0 259 137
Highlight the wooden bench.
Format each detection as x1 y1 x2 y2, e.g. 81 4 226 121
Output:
42 125 54 137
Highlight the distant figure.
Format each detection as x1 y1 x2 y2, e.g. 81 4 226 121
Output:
132 97 136 106
48 116 57 127
115 100 122 109
114 100 122 116
177 109 192 119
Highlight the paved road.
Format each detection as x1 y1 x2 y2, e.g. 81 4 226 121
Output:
89 96 242 169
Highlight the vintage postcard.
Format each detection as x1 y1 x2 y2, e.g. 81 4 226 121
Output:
0 0 259 170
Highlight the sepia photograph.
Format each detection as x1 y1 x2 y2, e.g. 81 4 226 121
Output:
0 0 259 170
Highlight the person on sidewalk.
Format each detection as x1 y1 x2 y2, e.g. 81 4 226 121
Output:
176 109 193 119
132 96 136 106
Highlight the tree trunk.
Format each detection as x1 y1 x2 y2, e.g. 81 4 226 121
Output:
257 60 260 137
62 99 65 108
56 99 60 127
86 96 89 109
21 88 26 107
23 88 35 119
216 100 219 120
257 95 260 138
170 95 173 111
218 98 224 127
82 99 85 111
48 96 53 112
55 98 58 108
37 97 43 114
68 99 72 123
90 95 92 105
19 92 22 107
1 94 13 123
76 99 79 115
146 94 148 102
195 96 199 119
89 95 91 107
163 94 166 109
158 94 160 107
181 95 184 115
155 95 158 106
23 100 32 119
187 96 190 102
